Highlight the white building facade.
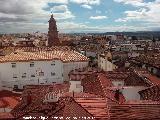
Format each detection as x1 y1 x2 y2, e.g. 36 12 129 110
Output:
0 60 63 89
0 47 89 90
98 53 117 71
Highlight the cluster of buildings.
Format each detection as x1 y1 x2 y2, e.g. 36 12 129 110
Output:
0 46 88 90
1 68 160 119
0 15 160 119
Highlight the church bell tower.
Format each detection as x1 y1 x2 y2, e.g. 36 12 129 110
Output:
48 14 60 46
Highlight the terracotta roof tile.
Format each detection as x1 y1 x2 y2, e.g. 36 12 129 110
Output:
11 84 69 118
74 97 109 119
63 97 96 119
124 70 151 87
110 100 160 120
0 90 21 109
0 46 89 63
144 74 160 85
139 85 160 101
0 112 15 119
105 71 129 81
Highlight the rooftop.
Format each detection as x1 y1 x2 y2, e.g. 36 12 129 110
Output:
0 46 89 63
0 90 21 109
105 71 129 81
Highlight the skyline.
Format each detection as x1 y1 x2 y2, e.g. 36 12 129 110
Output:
0 0 160 33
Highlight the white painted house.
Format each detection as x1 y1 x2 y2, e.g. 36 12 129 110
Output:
0 47 89 90
98 52 117 71
69 80 83 93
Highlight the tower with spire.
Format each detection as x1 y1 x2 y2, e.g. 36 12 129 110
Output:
48 14 60 46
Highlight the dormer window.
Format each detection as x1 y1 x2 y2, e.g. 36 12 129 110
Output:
30 62 34 67
11 63 16 68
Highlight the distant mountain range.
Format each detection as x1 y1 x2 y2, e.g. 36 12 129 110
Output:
70 31 160 39
103 31 160 37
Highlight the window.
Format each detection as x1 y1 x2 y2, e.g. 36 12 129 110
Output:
11 63 16 68
51 72 55 76
30 62 34 67
31 74 35 77
39 72 44 76
13 74 17 78
22 73 26 78
51 61 55 66
13 85 18 90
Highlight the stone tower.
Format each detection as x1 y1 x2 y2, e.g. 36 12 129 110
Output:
48 14 60 46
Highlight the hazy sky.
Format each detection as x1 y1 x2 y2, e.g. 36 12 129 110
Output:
0 0 160 33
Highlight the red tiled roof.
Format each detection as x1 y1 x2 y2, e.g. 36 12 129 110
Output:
135 53 160 69
81 74 106 97
62 97 96 119
134 69 160 85
139 85 160 101
0 46 89 63
11 84 69 118
74 97 109 119
81 73 126 103
105 71 129 81
0 112 15 119
11 83 108 119
124 70 151 87
0 90 21 109
62 92 102 98
144 74 160 85
110 100 160 120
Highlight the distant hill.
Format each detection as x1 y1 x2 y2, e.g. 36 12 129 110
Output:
103 31 160 38
69 31 160 40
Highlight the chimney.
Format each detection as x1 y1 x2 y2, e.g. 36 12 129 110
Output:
26 91 32 105
73 91 74 98
115 89 120 102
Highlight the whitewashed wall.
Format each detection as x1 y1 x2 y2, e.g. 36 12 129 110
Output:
69 81 83 93
0 60 88 89
0 108 12 112
85 51 97 57
98 56 117 71
112 81 124 87
0 60 63 89
105 61 117 71
122 87 147 101
63 61 88 81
